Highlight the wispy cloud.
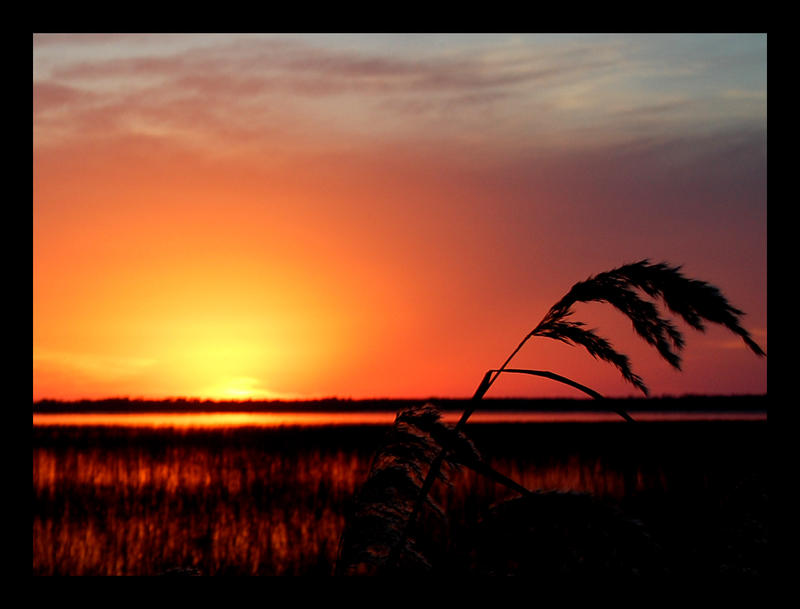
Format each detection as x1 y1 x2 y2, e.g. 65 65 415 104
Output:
41 35 615 96
34 350 158 379
34 34 766 161
710 328 768 352
32 34 767 400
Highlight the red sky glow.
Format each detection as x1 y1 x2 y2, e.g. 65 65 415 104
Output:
33 34 767 401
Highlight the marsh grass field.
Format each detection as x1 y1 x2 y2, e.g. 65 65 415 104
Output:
33 398 767 576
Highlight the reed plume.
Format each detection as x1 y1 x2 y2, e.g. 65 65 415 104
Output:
338 259 766 574
334 404 470 574
335 403 532 574
472 259 765 404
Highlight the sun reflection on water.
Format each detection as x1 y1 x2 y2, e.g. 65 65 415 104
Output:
32 410 765 429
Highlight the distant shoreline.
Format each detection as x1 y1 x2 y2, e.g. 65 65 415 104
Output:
32 394 767 414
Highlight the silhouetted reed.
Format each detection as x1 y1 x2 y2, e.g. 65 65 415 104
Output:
337 260 766 575
472 259 765 407
334 404 531 574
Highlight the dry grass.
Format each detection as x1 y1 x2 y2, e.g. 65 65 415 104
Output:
33 416 766 576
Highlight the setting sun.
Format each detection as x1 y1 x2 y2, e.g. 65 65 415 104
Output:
33 34 766 401
33 32 768 580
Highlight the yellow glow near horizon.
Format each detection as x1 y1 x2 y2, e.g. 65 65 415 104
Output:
33 35 767 401
195 376 299 401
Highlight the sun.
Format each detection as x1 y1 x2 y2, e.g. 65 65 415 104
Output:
197 376 301 401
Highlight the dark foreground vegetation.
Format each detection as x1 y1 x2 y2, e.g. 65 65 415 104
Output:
333 260 766 575
33 414 766 576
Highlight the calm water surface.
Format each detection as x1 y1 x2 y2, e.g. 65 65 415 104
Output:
32 409 766 428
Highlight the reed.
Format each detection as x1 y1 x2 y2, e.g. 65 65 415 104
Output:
471 259 765 409
336 260 766 575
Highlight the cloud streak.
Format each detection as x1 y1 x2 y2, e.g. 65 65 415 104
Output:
32 34 767 399
34 350 158 379
42 35 616 95
34 34 766 161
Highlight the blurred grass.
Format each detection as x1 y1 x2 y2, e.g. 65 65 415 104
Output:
33 421 766 575
33 426 379 575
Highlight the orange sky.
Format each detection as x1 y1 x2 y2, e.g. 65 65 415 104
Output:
33 34 767 401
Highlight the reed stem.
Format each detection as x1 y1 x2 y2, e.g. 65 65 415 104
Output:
387 329 540 569
383 259 765 571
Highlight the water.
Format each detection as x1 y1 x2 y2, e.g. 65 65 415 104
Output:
32 409 766 428
32 411 767 575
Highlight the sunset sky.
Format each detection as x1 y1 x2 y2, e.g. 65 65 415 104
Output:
33 33 767 401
